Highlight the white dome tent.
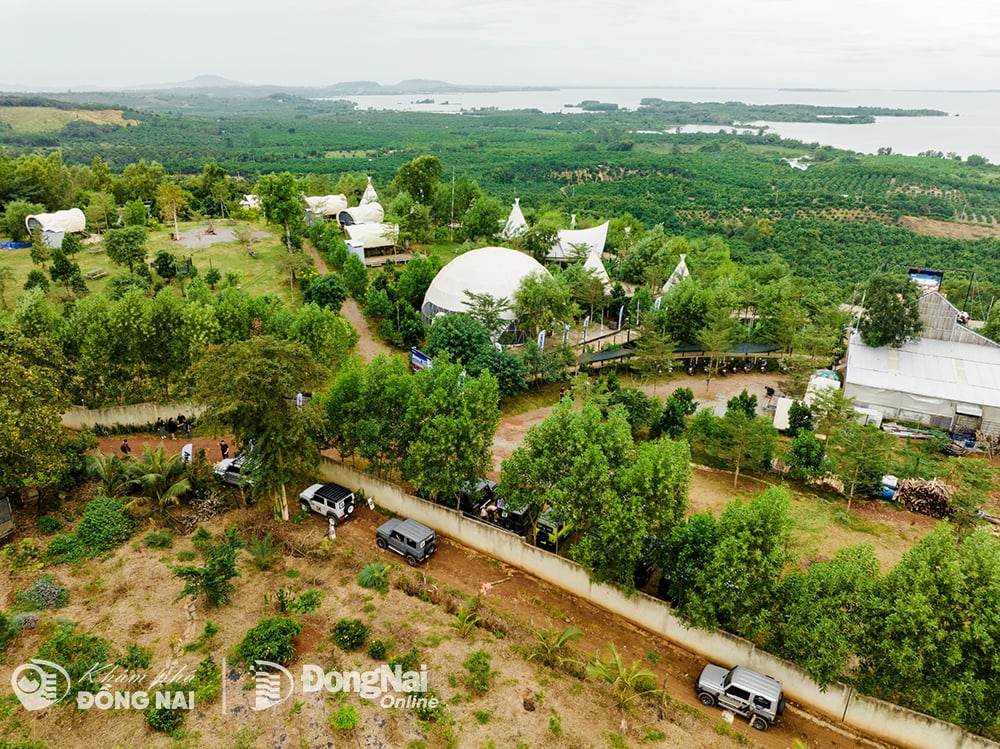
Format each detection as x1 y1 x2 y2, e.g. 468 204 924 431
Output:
421 246 550 329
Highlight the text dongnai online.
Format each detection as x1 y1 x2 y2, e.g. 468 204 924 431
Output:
301 664 436 708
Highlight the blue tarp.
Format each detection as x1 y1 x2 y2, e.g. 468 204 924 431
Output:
0 242 31 251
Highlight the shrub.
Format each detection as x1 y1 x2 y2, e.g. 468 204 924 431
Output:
14 576 70 611
145 683 187 736
286 588 324 615
330 704 359 730
389 647 421 672
36 621 113 699
183 620 220 653
37 515 64 535
246 533 281 570
117 643 152 671
463 649 493 694
47 497 137 564
358 562 390 593
234 616 302 666
2 538 45 575
174 527 242 607
332 618 368 651
367 638 388 660
189 657 221 702
144 529 173 548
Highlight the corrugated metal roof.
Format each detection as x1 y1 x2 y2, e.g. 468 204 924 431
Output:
846 332 1000 408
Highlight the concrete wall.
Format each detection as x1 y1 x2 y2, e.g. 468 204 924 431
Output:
62 402 203 431
317 458 1000 749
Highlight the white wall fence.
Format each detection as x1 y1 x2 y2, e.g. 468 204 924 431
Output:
317 457 999 749
62 402 203 432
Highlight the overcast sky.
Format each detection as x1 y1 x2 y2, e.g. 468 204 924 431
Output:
5 0 999 92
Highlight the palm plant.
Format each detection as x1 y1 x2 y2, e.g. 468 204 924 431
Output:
85 453 131 497
124 446 191 510
586 643 662 711
528 625 583 668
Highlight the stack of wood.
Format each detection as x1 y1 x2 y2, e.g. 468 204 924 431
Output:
894 478 955 519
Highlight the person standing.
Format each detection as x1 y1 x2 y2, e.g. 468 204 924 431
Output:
166 417 177 440
178 414 191 438
219 440 229 460
120 438 132 457
156 417 166 439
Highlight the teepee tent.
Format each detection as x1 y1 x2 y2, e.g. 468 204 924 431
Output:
583 250 612 292
662 254 691 294
501 198 528 240
360 177 379 206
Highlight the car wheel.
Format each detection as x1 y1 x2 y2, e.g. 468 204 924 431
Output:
405 554 418 566
697 692 716 707
346 503 355 516
299 502 310 514
376 537 387 550
751 716 768 732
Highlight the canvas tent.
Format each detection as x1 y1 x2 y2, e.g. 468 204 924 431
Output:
501 198 528 239
304 194 349 217
338 202 385 226
25 208 85 235
344 223 398 250
548 221 609 261
421 246 549 326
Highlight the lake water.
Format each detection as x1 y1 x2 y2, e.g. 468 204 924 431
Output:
327 86 1000 164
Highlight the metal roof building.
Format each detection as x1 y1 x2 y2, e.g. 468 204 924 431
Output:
844 292 1000 435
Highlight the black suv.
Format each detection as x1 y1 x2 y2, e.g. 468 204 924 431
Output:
375 518 438 566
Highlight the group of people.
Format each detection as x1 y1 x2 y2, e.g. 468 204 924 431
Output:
156 414 192 440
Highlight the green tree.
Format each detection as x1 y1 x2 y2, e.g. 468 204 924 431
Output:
124 445 192 511
402 362 501 508
513 272 577 335
157 182 186 240
770 544 880 687
786 400 813 436
396 254 441 310
342 254 368 300
859 273 923 348
462 290 512 341
3 199 45 242
426 313 492 365
255 172 305 251
303 273 348 312
682 487 794 641
652 387 698 439
827 421 896 509
394 155 443 204
152 250 178 282
460 195 505 241
785 430 826 482
103 225 148 272
190 336 327 519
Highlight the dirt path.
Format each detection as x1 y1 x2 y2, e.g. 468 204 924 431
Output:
304 242 394 362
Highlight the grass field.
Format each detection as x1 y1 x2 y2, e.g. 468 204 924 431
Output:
0 106 138 132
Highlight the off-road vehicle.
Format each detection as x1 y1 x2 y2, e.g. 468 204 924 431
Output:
375 518 438 566
299 482 357 521
213 456 253 487
695 664 786 731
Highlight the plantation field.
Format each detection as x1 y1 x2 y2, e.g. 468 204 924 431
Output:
0 106 138 132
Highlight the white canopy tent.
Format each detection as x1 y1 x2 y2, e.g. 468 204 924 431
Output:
339 202 385 225
25 208 85 234
548 221 609 260
421 246 549 326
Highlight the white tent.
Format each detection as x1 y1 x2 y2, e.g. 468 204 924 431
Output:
304 194 349 217
339 202 385 225
662 254 691 294
421 246 549 325
25 208 85 235
501 198 528 240
344 223 398 250
240 194 261 210
583 250 612 292
359 177 379 206
548 221 609 260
